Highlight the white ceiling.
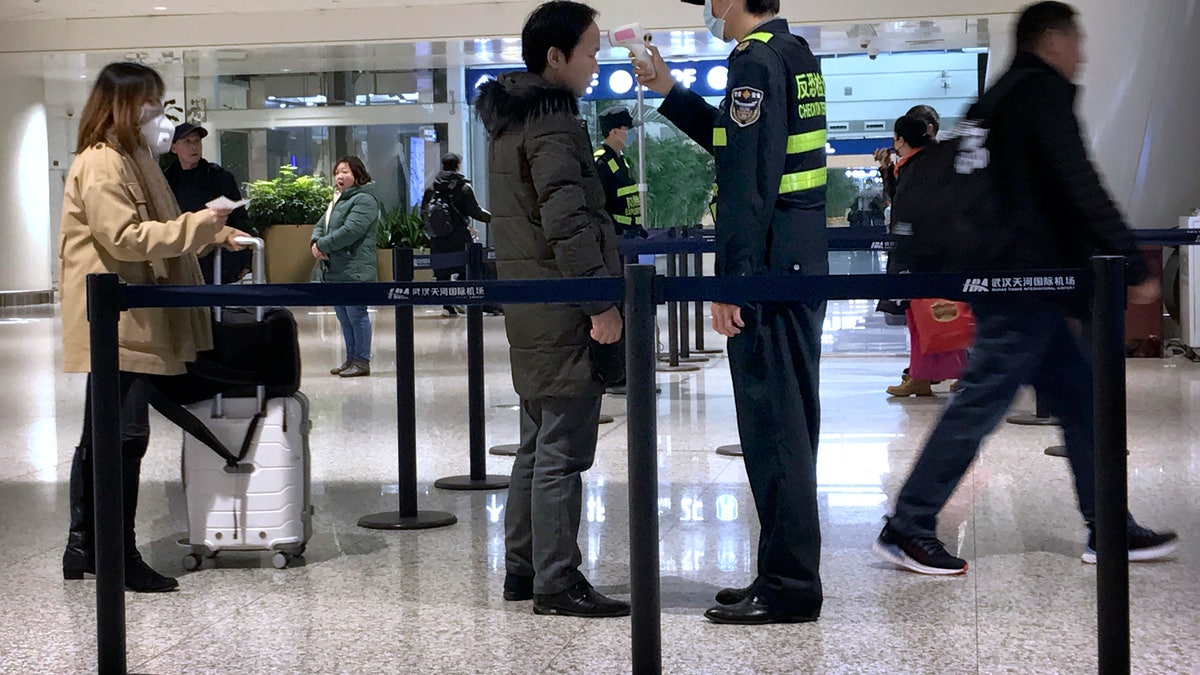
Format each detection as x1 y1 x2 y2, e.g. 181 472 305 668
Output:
0 0 517 22
26 17 988 83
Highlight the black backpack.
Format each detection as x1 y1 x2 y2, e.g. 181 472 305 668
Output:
889 70 1032 273
423 186 460 239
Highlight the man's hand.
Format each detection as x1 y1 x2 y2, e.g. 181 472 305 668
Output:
632 43 675 97
590 306 623 344
311 242 329 261
1128 277 1161 305
222 229 250 251
711 301 745 338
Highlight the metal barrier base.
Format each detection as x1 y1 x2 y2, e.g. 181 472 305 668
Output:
600 415 615 425
690 348 724 355
658 355 709 364
715 444 743 457
489 444 519 457
1044 445 1067 457
434 475 510 491
656 363 702 373
358 511 458 530
1006 413 1059 426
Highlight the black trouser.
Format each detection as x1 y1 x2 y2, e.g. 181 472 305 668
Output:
727 300 825 613
66 372 152 559
890 300 1101 538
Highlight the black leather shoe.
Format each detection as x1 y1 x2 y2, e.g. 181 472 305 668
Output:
715 584 753 605
503 573 533 601
534 581 630 618
704 596 819 625
339 361 371 378
124 554 179 593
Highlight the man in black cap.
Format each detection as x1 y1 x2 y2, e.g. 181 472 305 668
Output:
163 122 252 284
635 0 826 625
593 107 643 237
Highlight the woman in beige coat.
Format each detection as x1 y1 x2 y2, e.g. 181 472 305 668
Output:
60 62 246 592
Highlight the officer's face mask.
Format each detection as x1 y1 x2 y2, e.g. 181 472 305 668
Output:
138 103 174 157
704 0 731 42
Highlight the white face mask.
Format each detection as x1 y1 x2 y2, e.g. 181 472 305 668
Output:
139 114 174 156
704 0 729 42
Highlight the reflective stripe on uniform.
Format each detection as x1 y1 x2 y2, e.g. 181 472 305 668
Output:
616 184 639 197
607 159 620 173
713 128 727 147
779 168 826 194
786 129 826 155
744 32 773 44
593 149 605 158
613 214 634 225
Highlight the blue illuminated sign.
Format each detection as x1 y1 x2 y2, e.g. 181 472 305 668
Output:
466 59 729 103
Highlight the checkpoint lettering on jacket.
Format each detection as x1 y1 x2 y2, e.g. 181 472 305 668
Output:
730 86 764 127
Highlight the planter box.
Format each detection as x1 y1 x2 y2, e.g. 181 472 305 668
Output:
262 224 317 284
375 248 435 281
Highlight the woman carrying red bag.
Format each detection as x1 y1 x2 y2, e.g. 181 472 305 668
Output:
878 113 970 397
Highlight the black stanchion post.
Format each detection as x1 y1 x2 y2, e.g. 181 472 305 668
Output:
625 264 661 675
358 248 457 530
1006 391 1059 426
436 244 509 491
692 240 722 356
665 245 679 367
87 273 126 675
1093 256 1130 674
677 251 690 360
658 233 700 373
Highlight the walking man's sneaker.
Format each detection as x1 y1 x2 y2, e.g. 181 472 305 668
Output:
1081 523 1178 564
872 519 968 575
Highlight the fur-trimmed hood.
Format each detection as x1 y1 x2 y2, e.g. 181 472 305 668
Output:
475 72 580 139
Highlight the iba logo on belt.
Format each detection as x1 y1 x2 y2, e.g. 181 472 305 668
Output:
730 86 763 127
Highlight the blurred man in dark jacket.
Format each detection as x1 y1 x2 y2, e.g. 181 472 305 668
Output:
163 123 251 284
475 0 627 619
420 153 492 315
873 0 1177 577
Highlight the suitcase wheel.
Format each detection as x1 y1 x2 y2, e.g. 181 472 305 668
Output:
272 552 291 569
182 553 204 571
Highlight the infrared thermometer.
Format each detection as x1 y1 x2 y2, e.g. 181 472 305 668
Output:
611 22 654 79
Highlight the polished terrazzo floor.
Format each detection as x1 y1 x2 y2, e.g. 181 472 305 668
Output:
0 294 1197 674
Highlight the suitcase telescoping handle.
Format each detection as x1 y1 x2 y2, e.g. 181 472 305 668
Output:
212 235 268 418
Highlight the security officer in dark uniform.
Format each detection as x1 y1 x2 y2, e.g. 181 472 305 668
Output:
635 0 827 625
593 107 643 236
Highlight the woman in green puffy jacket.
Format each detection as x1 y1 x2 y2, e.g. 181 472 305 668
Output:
311 155 379 377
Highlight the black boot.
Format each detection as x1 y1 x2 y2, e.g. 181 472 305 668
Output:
62 446 95 579
121 440 178 593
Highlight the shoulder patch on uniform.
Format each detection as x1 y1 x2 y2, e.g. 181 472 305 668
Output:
593 149 606 158
735 41 752 53
729 86 764 128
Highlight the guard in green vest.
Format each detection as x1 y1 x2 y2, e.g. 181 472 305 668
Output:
593 107 643 236
636 0 827 625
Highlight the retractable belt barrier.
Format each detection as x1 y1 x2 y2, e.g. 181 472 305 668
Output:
87 256 1131 675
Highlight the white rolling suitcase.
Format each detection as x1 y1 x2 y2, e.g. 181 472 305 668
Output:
180 237 313 570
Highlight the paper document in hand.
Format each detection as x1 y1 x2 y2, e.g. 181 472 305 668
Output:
205 196 251 211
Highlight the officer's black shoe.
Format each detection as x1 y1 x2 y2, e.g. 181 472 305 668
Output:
503 573 534 601
533 580 630 618
703 596 819 625
714 584 753 605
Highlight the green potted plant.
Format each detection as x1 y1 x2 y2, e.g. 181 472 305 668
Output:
375 206 431 281
245 165 334 282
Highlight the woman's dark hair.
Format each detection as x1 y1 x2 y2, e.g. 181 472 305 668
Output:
336 156 372 186
521 1 599 75
905 104 941 136
1016 1 1078 52
894 115 933 149
75 62 165 154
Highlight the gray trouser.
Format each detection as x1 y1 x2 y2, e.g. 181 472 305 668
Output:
504 395 602 595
